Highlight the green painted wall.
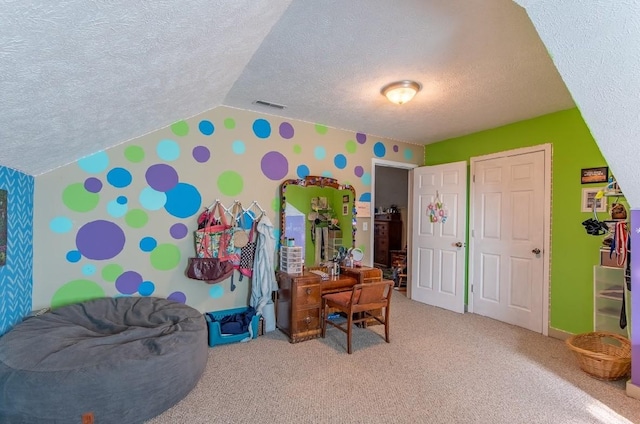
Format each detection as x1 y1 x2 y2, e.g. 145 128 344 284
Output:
425 108 610 334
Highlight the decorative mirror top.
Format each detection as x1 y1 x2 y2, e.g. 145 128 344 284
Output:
280 176 356 267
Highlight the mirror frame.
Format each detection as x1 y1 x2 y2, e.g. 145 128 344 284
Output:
280 176 357 255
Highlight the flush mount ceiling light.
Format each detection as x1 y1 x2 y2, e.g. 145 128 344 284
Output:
380 80 422 105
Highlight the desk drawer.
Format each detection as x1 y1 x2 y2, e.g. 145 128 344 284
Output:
295 284 321 306
293 308 321 333
375 225 388 237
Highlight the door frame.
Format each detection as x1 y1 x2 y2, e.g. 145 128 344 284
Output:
468 144 552 336
370 159 418 294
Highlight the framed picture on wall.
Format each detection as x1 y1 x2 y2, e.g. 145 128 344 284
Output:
581 188 607 213
581 166 608 184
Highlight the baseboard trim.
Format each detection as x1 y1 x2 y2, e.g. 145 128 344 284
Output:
626 380 640 400
547 327 572 341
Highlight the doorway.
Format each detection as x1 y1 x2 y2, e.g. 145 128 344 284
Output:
370 159 417 293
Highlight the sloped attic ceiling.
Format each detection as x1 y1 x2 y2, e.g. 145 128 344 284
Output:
0 0 574 176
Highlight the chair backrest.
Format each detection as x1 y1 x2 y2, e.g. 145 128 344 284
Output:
350 280 393 313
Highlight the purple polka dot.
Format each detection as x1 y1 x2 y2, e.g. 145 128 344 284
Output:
170 223 188 239
84 177 102 193
193 146 210 163
393 145 399 152
356 133 367 144
145 164 179 192
279 122 294 139
76 220 126 260
354 166 364 177
168 291 187 303
261 151 289 180
115 270 143 295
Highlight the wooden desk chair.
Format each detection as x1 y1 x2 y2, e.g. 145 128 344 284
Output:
321 280 394 354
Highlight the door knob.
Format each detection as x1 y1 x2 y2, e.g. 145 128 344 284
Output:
532 248 541 254
454 242 463 248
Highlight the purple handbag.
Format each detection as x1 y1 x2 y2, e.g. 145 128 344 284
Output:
186 257 234 284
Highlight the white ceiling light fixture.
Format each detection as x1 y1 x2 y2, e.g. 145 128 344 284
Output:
381 80 422 105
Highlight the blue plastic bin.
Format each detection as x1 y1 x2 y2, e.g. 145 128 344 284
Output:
204 307 260 347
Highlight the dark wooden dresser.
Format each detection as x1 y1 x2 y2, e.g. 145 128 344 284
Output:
374 213 402 267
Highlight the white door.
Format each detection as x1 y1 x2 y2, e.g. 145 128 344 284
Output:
470 149 546 333
410 162 467 313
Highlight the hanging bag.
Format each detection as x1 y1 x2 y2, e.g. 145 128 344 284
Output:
194 202 237 260
186 256 234 283
186 219 234 283
231 202 249 248
611 202 627 220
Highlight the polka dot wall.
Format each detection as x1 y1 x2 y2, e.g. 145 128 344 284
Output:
32 106 423 312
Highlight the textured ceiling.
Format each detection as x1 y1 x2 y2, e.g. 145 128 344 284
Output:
0 0 575 176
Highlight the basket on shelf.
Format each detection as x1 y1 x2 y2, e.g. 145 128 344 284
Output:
565 331 631 380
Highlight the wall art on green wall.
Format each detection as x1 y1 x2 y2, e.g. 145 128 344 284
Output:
580 166 608 184
0 189 6 266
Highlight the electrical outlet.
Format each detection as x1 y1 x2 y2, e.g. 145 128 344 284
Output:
363 222 368 231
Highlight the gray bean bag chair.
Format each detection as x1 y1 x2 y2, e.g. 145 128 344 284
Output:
0 296 208 424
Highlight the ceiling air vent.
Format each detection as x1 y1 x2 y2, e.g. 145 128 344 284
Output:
253 100 286 110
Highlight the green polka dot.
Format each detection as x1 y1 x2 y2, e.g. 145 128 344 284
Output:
293 144 302 154
102 264 123 282
217 171 243 196
62 183 100 213
150 243 181 270
315 124 328 135
125 209 148 228
358 244 367 253
345 140 357 153
271 197 279 212
51 279 105 309
224 118 236 129
171 120 189 136
124 145 145 163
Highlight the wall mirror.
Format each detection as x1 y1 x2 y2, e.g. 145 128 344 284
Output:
280 176 356 267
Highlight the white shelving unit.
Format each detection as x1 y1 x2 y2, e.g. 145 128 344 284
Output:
593 266 627 337
280 246 303 274
591 186 630 337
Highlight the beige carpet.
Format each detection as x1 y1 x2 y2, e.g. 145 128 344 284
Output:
148 294 640 424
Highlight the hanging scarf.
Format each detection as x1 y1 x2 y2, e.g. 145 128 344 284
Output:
613 221 628 267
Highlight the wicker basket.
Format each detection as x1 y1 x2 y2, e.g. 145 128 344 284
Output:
565 331 631 380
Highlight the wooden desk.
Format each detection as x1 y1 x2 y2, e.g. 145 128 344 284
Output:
275 267 384 342
276 271 357 343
